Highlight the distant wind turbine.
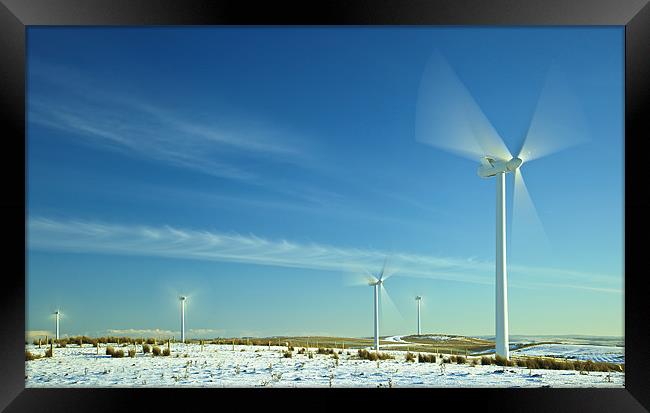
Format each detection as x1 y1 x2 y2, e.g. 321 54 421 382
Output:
54 310 60 340
415 296 422 335
179 296 186 343
346 257 399 351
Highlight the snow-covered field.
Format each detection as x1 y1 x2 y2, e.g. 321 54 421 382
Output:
512 344 624 364
25 344 623 388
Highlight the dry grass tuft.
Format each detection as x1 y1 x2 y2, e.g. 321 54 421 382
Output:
357 349 394 361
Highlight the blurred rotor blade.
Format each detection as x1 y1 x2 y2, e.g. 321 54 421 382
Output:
343 268 377 287
379 254 401 282
518 64 590 163
416 49 511 162
378 257 387 281
380 284 405 324
510 169 552 264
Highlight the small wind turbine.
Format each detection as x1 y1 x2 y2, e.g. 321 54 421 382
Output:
54 310 60 340
416 50 589 360
179 296 186 343
415 296 422 335
365 258 397 351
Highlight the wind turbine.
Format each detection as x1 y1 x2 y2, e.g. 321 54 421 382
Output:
53 310 60 341
415 296 422 335
366 258 399 351
416 50 589 360
345 257 400 351
179 296 186 343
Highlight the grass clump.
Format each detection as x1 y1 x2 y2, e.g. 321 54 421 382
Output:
493 355 516 366
283 350 292 358
481 356 493 365
152 346 162 356
317 348 335 355
163 348 171 356
105 346 116 356
26 351 41 361
44 348 53 358
417 353 436 363
405 352 416 362
357 349 394 361
456 355 467 364
297 348 306 354
143 344 151 354
112 349 125 358
514 356 622 372
128 349 136 358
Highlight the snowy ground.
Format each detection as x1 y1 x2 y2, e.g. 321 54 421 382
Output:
512 344 624 364
25 343 624 388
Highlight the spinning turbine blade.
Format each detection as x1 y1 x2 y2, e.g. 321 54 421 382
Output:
416 50 511 161
379 255 397 282
518 64 590 163
510 169 552 263
343 269 377 287
378 258 386 281
380 284 405 325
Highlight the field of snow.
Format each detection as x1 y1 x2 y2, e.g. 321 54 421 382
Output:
25 343 623 388
512 344 624 364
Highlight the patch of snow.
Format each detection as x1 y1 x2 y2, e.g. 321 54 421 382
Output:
384 336 406 343
419 335 452 341
513 344 624 364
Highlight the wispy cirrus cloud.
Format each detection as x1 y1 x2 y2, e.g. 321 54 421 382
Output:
28 61 312 182
27 217 622 294
106 328 176 337
29 98 301 181
103 328 225 338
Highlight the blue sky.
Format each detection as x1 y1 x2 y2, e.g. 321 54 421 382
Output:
26 27 623 339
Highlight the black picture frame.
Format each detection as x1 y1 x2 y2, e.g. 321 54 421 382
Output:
1 0 648 411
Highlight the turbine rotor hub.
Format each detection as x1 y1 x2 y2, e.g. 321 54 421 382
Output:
477 156 523 178
506 157 523 171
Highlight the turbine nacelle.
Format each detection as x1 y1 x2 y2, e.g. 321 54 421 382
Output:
477 156 522 178
179 296 187 301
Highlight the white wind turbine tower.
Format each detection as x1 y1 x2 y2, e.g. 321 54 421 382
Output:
54 310 60 340
369 274 383 351
179 296 186 343
416 51 589 359
415 296 422 335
